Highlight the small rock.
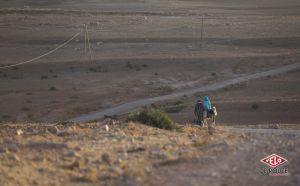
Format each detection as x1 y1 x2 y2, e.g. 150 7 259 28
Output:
9 154 20 161
130 137 135 143
32 155 44 162
16 129 24 135
101 153 110 164
136 136 144 141
31 180 38 185
64 150 80 158
57 128 72 136
97 41 103 46
38 168 44 172
211 171 219 177
64 159 86 170
74 146 81 151
127 146 145 153
115 158 122 164
145 166 152 173
108 166 123 175
271 124 279 129
105 125 109 132
149 151 168 159
47 126 59 134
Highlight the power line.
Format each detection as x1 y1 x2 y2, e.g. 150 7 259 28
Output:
0 30 82 69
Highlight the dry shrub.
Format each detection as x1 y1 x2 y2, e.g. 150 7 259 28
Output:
127 108 178 130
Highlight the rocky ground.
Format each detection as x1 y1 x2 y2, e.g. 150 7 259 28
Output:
1 0 299 185
0 120 299 186
0 120 236 185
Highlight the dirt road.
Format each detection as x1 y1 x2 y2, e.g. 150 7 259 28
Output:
69 62 300 122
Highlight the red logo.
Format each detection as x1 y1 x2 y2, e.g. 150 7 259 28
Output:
260 154 287 168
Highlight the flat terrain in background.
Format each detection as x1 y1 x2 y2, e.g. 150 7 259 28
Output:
0 0 300 124
0 0 300 185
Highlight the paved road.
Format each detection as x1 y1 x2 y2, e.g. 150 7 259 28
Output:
69 62 300 123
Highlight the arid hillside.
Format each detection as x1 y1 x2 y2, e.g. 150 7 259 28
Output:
0 121 299 186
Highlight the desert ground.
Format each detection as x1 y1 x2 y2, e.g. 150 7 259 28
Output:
0 0 300 123
0 0 300 185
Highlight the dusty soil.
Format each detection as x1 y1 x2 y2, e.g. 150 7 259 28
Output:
0 0 300 123
0 121 299 186
145 125 300 186
1 0 300 185
166 69 300 125
0 121 237 186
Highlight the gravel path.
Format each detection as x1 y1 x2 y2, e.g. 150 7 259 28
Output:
69 63 300 123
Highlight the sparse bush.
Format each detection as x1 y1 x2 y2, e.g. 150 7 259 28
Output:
49 86 57 91
142 64 148 68
211 72 217 76
127 108 178 130
160 100 185 113
163 105 185 113
12 66 19 70
134 65 142 71
70 66 75 73
26 92 33 95
27 114 33 119
21 107 30 111
52 75 58 78
126 62 133 69
2 114 11 119
11 76 23 79
40 75 48 79
88 66 108 72
251 103 259 110
88 67 97 72
70 96 80 99
174 100 183 105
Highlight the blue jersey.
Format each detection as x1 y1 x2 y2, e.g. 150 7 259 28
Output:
203 96 212 111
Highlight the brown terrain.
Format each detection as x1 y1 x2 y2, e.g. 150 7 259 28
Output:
0 0 299 185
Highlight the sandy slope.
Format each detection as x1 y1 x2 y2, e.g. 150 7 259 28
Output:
0 121 299 186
